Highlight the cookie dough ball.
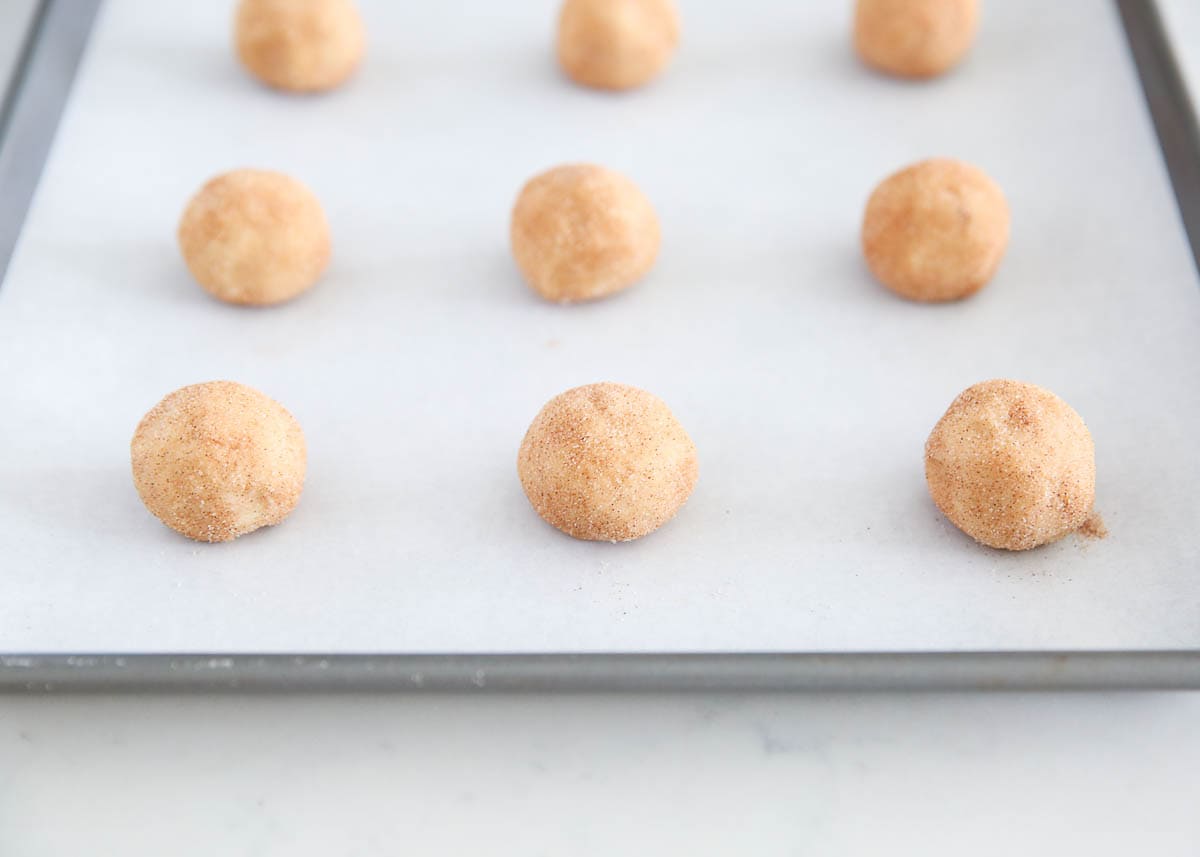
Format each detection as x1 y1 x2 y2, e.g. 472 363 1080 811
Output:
178 169 331 306
557 0 680 91
925 380 1095 551
854 0 978 79
518 382 698 541
131 381 307 543
235 0 365 92
511 164 660 303
862 158 1009 302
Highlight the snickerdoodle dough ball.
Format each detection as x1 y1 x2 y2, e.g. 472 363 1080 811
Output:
862 158 1009 302
178 169 331 306
518 382 698 542
131 381 307 543
511 164 660 303
925 380 1095 551
557 0 680 90
854 0 978 79
235 0 365 92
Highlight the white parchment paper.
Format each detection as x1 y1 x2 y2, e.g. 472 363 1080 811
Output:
1 0 1197 652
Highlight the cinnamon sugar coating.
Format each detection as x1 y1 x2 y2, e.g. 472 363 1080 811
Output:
511 164 660 303
862 158 1009 302
925 380 1095 551
518 382 697 541
131 381 307 543
557 0 679 91
854 0 978 79
178 169 331 307
235 0 364 92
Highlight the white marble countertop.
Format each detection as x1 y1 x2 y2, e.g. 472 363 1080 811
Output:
1 4 1199 854
2 692 1199 854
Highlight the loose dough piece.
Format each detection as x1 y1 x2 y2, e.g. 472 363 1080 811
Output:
511 164 660 303
235 0 365 92
131 381 307 543
854 0 978 79
862 158 1009 302
557 0 680 91
178 169 331 306
518 382 698 542
925 379 1096 551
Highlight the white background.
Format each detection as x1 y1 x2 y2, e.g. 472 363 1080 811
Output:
2 1 1199 854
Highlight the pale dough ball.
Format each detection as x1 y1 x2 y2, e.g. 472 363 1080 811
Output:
131 381 307 543
511 164 660 303
854 0 978 79
178 169 331 306
235 0 365 93
925 380 1095 551
557 0 680 91
862 158 1009 302
518 382 698 542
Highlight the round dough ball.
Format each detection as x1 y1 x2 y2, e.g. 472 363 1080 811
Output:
854 0 978 79
511 164 660 303
235 0 365 93
925 379 1095 551
518 382 698 542
557 0 680 91
178 169 331 306
131 381 307 543
862 158 1009 302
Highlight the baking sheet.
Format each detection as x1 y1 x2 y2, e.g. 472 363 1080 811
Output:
0 0 38 97
1160 0 1200 88
1 0 1197 654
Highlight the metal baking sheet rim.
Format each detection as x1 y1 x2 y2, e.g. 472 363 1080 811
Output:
0 0 1196 693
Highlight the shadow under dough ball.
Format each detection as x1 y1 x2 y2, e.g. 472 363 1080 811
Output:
854 0 978 79
862 158 1009 302
178 169 331 306
557 0 680 90
518 382 698 542
131 381 307 543
511 164 660 303
235 0 365 92
925 379 1095 551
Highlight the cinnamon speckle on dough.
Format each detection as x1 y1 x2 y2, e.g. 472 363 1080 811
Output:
518 382 697 542
1078 512 1108 540
178 169 331 307
925 379 1096 551
510 164 660 303
131 381 306 543
863 158 1010 302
